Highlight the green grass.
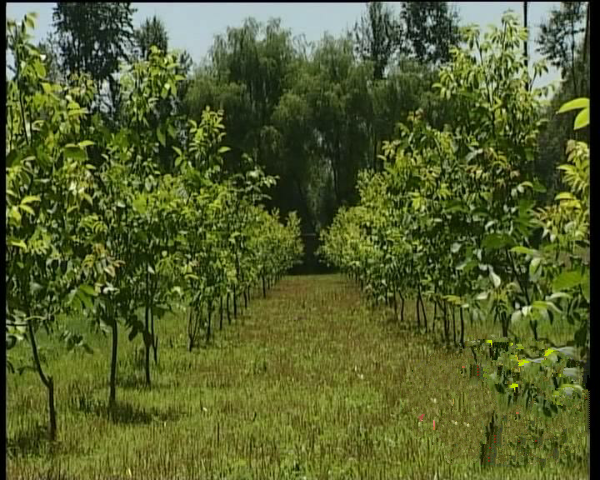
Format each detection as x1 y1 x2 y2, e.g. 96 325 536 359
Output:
7 274 589 479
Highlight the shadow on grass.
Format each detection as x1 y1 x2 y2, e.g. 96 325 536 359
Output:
7 424 59 458
119 373 152 390
71 395 183 425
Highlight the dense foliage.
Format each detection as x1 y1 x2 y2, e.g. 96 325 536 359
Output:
6 13 303 439
319 14 589 424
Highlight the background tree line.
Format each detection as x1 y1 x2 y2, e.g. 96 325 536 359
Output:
37 1 590 269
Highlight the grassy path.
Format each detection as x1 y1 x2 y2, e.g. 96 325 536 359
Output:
8 275 588 479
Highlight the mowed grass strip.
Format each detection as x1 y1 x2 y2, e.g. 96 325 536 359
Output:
7 275 588 479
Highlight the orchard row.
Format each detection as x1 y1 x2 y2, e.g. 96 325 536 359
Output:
319 14 589 421
6 14 303 440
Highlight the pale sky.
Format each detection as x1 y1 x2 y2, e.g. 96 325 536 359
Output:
6 2 561 87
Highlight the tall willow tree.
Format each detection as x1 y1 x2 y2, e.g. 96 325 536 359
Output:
354 1 402 81
133 15 169 60
52 2 137 114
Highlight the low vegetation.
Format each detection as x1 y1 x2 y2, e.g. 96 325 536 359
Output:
7 275 589 479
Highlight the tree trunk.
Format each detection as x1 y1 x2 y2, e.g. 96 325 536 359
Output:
443 302 449 342
570 14 578 98
151 304 158 365
144 336 151 386
529 318 539 341
206 300 213 344
233 284 238 318
151 279 157 365
452 306 457 346
28 322 57 440
501 311 509 338
262 275 266 299
581 2 590 96
219 296 224 331
523 2 529 90
227 293 231 324
187 307 198 352
399 290 405 322
144 270 151 387
109 309 118 411
419 291 428 333
460 307 465 348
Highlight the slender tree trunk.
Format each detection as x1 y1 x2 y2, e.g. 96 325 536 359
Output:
416 294 421 330
501 311 509 338
187 307 198 352
529 319 539 341
443 302 449 342
219 296 224 331
227 293 231 325
523 2 529 90
452 306 457 346
206 299 213 344
109 308 118 411
393 290 398 321
151 298 157 365
460 307 465 348
399 290 405 322
581 2 590 96
233 284 238 318
433 299 437 334
144 270 151 387
28 322 57 440
419 291 428 333
262 275 266 298
570 15 578 98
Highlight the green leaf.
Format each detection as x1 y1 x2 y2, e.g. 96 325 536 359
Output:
9 207 22 223
574 108 589 130
64 145 86 160
482 233 511 250
510 246 539 257
557 98 589 113
79 284 97 297
78 140 95 149
529 257 542 277
157 127 166 147
8 238 27 249
489 271 501 289
6 150 19 168
68 108 88 117
161 83 171 99
548 292 571 301
552 270 584 292
33 61 46 78
75 289 94 311
582 275 590 302
21 195 41 205
555 192 575 201
19 204 35 216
